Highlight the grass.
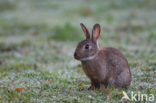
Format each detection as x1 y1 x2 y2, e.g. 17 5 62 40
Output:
52 23 82 41
0 0 156 102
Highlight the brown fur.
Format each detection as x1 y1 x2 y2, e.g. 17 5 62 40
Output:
74 23 131 90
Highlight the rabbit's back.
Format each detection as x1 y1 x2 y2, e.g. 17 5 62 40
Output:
99 47 130 75
99 47 131 87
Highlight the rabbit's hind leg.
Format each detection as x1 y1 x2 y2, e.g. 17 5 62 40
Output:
115 70 131 89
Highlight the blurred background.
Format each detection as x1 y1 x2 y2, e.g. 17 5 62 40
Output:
0 0 156 102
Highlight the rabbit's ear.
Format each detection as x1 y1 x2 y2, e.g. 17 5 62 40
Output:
80 23 90 39
92 24 100 42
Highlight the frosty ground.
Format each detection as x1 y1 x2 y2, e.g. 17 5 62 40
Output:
0 0 156 102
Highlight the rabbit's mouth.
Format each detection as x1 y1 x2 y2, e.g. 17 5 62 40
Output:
74 51 97 61
74 53 95 61
79 55 96 61
74 52 81 60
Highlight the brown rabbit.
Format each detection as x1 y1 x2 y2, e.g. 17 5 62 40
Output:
74 23 131 90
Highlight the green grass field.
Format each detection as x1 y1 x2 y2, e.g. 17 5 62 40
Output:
0 0 156 102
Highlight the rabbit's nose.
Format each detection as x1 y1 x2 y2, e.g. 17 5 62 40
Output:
74 52 77 57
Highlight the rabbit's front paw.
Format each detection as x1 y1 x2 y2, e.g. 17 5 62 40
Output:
88 85 95 90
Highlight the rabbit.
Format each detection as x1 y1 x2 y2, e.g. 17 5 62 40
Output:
74 23 131 90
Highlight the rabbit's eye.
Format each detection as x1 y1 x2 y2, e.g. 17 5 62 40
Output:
85 44 89 49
